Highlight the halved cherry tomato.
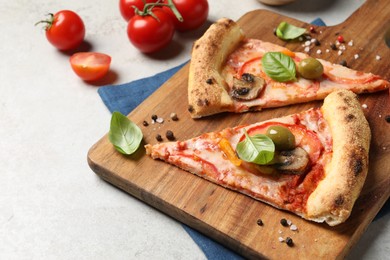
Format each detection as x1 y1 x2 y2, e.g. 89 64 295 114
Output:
119 0 157 22
127 8 175 53
163 0 209 31
37 10 85 51
70 52 111 81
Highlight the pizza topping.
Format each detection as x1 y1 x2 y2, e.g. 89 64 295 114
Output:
265 125 296 151
262 52 297 82
236 130 275 165
231 73 265 100
218 138 242 166
297 57 324 79
271 147 310 174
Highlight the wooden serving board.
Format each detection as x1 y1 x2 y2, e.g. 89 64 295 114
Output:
88 0 390 258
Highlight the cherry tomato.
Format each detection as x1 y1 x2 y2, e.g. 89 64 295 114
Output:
70 52 111 81
127 8 175 53
37 10 85 51
119 0 157 22
163 0 209 31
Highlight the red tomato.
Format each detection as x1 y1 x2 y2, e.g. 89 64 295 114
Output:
70 52 111 81
119 0 157 22
127 8 175 53
37 10 85 51
163 0 209 31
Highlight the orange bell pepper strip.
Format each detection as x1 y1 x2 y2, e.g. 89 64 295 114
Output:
218 138 242 166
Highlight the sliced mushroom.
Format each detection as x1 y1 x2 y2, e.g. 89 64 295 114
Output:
231 73 265 100
271 147 310 174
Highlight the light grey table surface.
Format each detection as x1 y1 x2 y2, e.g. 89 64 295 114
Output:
1 0 388 259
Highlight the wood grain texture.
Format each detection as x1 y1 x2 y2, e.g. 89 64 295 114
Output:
88 0 390 258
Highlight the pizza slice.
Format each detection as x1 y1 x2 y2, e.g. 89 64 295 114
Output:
188 18 389 118
146 90 371 226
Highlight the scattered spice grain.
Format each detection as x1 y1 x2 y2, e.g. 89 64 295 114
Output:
166 130 175 141
339 60 347 67
156 134 163 142
285 237 294 247
280 218 288 227
170 113 179 121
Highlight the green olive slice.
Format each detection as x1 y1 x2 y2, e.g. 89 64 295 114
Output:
297 57 324 79
265 125 295 151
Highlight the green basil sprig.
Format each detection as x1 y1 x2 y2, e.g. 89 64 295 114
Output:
262 52 296 82
276 21 306 40
236 130 275 165
109 111 143 155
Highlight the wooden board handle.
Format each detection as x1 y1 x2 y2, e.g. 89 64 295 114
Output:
344 0 390 27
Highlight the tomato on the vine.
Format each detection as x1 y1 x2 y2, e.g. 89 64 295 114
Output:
36 10 85 51
163 0 209 31
119 0 157 22
127 8 175 53
70 52 111 81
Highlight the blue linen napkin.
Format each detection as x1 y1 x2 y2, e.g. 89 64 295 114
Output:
97 18 389 259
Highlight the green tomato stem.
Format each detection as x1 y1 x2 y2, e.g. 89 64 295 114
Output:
34 13 54 30
137 0 183 22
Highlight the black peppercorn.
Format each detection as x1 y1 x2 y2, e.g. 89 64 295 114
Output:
156 134 163 142
385 115 390 123
314 39 321 46
151 114 158 121
339 60 348 67
280 218 288 226
142 121 149 126
170 113 179 121
285 237 294 247
256 219 263 226
166 130 175 141
206 78 213 84
330 43 337 50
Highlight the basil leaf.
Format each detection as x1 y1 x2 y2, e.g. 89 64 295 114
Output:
108 111 143 155
236 130 275 165
276 21 306 40
262 52 296 82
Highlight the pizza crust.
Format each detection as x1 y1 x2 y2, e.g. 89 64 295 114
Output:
188 18 244 118
305 89 371 226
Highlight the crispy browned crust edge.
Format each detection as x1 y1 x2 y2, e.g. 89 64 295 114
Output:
305 89 371 226
188 18 245 118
